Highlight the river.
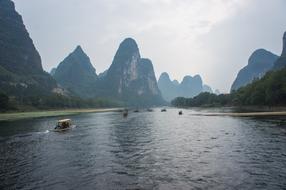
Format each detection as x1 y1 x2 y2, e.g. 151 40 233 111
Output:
0 108 286 189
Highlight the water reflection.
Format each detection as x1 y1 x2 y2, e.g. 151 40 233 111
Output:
0 108 286 189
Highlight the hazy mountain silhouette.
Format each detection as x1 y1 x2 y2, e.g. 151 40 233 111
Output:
231 49 278 91
158 72 211 102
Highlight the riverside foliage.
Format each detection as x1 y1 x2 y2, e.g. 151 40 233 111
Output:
172 68 286 107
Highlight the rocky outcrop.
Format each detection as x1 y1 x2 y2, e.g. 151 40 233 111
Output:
102 38 163 105
273 32 286 70
231 49 278 91
137 58 161 96
53 46 98 98
0 0 56 96
158 72 209 102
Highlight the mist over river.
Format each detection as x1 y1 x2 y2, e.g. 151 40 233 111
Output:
0 108 286 189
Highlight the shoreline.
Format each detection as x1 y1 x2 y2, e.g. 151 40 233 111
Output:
194 111 286 117
1 107 286 121
0 108 121 122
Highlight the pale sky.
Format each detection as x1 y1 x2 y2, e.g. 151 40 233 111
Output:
13 0 286 92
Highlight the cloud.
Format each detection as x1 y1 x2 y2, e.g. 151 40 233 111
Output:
93 0 247 41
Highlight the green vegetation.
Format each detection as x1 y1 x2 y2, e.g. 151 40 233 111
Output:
0 93 123 113
171 92 231 107
172 68 286 107
0 93 10 111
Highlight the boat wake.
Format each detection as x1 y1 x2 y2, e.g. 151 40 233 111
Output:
43 130 50 134
34 130 50 135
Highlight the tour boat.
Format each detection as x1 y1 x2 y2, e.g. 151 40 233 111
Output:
147 108 153 112
161 108 167 112
123 109 128 117
54 119 76 132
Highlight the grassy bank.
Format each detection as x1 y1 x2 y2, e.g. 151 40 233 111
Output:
0 108 121 122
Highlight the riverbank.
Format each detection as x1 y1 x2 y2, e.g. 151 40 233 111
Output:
0 108 121 122
187 106 286 117
195 111 286 117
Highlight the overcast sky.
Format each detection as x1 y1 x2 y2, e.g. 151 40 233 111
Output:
14 0 286 92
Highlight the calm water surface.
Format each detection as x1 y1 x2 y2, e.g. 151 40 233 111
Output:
0 108 286 190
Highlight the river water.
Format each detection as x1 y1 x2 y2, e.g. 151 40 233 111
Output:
0 108 286 190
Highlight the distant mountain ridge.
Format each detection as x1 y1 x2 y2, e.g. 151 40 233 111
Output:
158 72 212 102
231 49 278 91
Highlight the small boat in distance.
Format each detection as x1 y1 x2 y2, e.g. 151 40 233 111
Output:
161 108 167 112
54 119 75 132
147 108 153 112
179 111 183 115
134 109 139 113
123 109 128 117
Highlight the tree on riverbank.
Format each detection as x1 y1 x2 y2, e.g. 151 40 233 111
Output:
0 93 10 111
0 94 123 112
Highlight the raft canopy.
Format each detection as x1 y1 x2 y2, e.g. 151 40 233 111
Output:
58 119 71 123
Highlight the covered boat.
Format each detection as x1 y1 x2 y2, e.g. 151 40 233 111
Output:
123 109 128 117
161 108 167 112
54 119 75 132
